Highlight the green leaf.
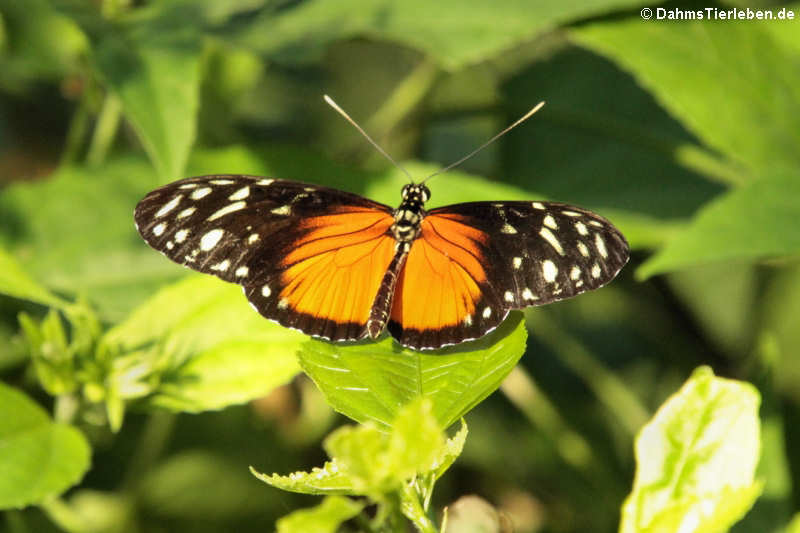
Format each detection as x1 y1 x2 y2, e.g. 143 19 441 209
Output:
620 366 762 533
276 496 364 533
298 312 527 429
0 248 69 308
0 383 91 509
103 275 303 413
93 13 201 179
638 173 800 278
226 0 649 70
253 398 462 501
572 16 800 177
787 513 800 533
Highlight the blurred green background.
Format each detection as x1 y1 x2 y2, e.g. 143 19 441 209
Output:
1 0 799 532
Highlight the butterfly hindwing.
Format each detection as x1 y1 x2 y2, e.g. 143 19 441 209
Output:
388 201 629 349
134 175 396 341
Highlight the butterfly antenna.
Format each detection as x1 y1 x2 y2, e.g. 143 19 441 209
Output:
324 94 415 183
421 101 545 184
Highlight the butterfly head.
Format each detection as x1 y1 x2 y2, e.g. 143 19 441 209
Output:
401 183 431 205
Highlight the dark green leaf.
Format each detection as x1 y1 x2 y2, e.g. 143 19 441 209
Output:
276 496 364 533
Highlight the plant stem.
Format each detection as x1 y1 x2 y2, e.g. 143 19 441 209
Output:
60 88 92 167
40 498 89 533
527 311 650 436
86 92 122 167
121 410 176 489
400 482 438 533
367 58 438 137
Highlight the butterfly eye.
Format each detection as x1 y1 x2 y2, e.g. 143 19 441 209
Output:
421 185 431 203
401 185 411 199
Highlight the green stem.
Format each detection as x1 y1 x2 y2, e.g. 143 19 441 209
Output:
60 87 92 167
53 393 81 425
501 365 595 470
527 311 650 436
366 58 438 137
121 410 176 489
5 511 29 533
40 498 89 533
86 93 122 167
400 482 438 533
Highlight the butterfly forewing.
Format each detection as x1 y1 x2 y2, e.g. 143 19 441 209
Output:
387 201 629 349
134 175 395 341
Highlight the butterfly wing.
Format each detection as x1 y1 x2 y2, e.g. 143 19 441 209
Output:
134 175 397 341
388 201 629 349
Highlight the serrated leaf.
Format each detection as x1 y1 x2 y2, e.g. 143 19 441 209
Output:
0 248 69 309
226 0 649 70
276 496 364 533
103 276 303 413
434 419 468 481
573 16 800 177
90 8 202 179
620 366 762 533
298 313 526 429
637 173 800 278
0 383 91 509
250 460 354 496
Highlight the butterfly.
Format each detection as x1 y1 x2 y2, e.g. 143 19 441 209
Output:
134 175 629 350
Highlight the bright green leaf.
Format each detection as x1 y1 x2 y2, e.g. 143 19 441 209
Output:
103 276 303 413
433 419 468 481
638 173 800 278
573 16 800 176
276 496 364 533
226 0 649 70
298 313 527 429
0 383 91 509
91 9 202 179
0 248 69 309
787 513 800 533
250 460 355 496
620 366 762 533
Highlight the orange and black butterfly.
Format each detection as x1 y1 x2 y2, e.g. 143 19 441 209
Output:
135 99 628 350
134 175 628 350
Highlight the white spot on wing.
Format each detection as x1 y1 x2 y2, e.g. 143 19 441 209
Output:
210 179 234 185
513 257 522 270
304 187 316 192
539 227 564 255
575 221 588 236
522 288 537 301
174 229 189 243
153 222 166 236
271 205 291 216
577 241 590 257
501 223 517 234
543 215 558 230
155 195 181 218
248 233 260 244
570 266 581 280
532 202 545 210
542 260 558 283
504 291 514 303
463 314 473 326
179 183 198 189
177 207 196 219
207 201 246 221
562 210 581 217
261 285 271 297
165 241 174 250
228 186 250 201
191 187 212 200
278 298 289 310
589 220 604 228
591 263 602 278
235 266 249 277
482 306 492 319
595 233 608 258
200 229 224 251
257 179 274 186
210 259 230 272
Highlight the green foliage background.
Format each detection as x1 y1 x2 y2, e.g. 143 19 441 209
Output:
0 0 798 532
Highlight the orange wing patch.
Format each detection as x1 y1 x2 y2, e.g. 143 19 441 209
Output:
391 214 488 331
280 209 395 326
